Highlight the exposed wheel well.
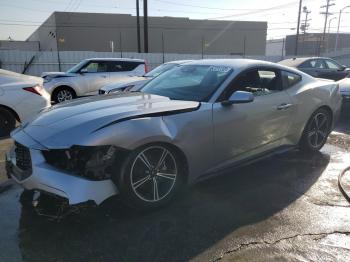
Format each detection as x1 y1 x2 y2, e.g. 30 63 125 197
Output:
52 85 77 99
0 105 20 122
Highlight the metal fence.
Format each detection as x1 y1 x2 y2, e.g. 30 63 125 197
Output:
0 50 287 76
0 50 349 77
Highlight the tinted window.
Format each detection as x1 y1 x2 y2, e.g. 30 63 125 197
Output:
141 65 232 102
281 71 302 89
109 61 144 72
310 59 326 69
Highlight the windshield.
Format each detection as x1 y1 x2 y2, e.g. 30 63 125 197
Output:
66 60 88 73
144 63 178 77
140 64 232 102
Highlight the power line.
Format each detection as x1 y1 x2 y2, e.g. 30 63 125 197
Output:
154 0 266 11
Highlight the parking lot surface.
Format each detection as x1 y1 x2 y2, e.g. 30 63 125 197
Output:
0 103 350 262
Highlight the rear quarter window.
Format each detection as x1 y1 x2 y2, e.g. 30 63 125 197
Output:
281 71 302 89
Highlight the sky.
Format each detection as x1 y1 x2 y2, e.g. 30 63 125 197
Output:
0 0 350 41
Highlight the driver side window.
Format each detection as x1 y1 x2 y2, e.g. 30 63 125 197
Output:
222 68 282 100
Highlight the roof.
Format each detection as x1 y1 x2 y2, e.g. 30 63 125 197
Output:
278 57 331 67
85 58 145 62
184 58 282 69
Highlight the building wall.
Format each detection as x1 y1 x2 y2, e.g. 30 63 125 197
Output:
27 14 58 51
29 12 267 55
0 41 40 51
285 33 350 56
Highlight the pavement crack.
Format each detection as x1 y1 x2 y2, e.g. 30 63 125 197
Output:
213 231 350 261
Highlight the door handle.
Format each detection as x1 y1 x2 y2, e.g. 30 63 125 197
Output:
276 103 293 110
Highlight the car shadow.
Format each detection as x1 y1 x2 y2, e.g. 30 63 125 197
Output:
17 149 329 262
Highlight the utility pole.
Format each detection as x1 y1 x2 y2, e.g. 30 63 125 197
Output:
294 0 303 56
335 5 350 52
136 0 141 53
320 0 335 55
143 0 149 53
301 6 311 34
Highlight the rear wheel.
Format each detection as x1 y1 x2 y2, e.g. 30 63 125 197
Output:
299 108 332 152
115 144 185 210
52 87 75 103
0 108 16 137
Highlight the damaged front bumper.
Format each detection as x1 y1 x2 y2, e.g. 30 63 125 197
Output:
6 145 119 205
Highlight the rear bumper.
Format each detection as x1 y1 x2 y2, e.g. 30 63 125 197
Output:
6 146 118 205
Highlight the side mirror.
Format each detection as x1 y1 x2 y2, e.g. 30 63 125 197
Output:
221 91 254 106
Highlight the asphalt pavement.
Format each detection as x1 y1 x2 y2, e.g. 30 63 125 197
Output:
0 103 349 262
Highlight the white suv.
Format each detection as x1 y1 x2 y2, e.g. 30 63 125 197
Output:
42 58 147 103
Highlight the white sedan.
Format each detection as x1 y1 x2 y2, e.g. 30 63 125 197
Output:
0 69 51 137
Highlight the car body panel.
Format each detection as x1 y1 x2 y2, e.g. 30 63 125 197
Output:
0 70 51 121
8 59 342 205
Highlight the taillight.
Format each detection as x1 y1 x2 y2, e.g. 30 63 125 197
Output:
23 84 44 96
144 62 149 73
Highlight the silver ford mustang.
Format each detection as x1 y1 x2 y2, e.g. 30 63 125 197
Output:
6 59 342 210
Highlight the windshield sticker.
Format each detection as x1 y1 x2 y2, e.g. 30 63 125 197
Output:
209 66 231 73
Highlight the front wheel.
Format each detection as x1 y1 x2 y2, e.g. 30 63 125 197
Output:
52 87 75 103
299 108 332 152
115 144 184 210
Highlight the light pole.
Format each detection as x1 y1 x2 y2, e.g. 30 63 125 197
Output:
335 5 350 52
327 16 337 53
328 16 337 34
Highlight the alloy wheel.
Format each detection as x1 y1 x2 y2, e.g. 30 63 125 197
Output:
130 146 178 202
307 112 329 148
57 89 73 102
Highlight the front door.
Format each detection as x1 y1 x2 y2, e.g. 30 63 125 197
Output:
212 67 294 170
79 61 110 94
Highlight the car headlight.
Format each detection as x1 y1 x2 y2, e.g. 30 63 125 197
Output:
108 85 135 94
43 77 53 83
42 145 125 180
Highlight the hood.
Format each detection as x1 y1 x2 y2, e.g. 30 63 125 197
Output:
15 92 199 148
41 72 76 78
101 77 147 92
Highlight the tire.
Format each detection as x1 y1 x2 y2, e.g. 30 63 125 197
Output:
52 87 75 103
0 108 16 137
299 108 332 152
114 144 185 210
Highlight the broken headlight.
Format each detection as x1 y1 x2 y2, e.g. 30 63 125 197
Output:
43 145 121 180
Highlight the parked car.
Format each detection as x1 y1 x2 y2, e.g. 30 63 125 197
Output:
99 60 193 95
338 77 350 101
42 58 148 103
7 59 341 210
0 69 50 137
279 57 349 81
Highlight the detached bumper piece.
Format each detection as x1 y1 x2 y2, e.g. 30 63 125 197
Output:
6 143 119 205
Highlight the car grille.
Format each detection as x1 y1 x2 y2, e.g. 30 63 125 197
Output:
98 89 106 95
15 142 32 172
